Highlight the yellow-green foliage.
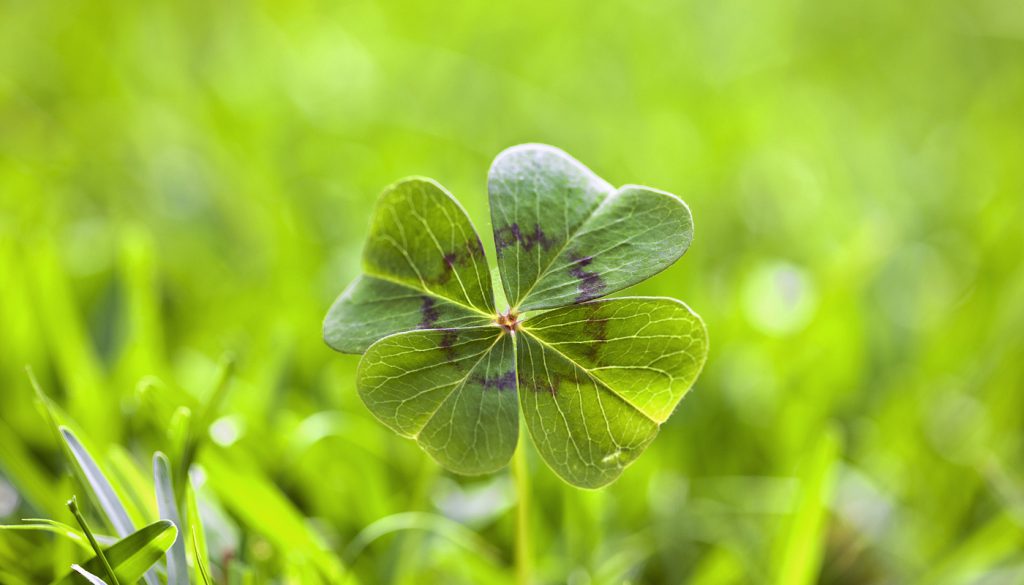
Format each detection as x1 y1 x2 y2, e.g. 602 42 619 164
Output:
1 0 1023 583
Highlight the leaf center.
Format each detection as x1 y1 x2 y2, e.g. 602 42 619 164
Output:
494 309 521 333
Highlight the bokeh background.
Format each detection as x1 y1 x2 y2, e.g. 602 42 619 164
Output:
2 0 1023 583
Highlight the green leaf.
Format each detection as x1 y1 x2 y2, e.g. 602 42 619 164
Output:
70 565 108 585
0 520 93 551
324 275 491 354
516 298 708 488
357 327 518 475
489 145 693 311
153 453 188 585
60 428 135 538
52 521 177 585
67 497 120 585
61 429 161 585
191 530 212 585
520 297 708 423
184 476 210 581
326 145 708 488
325 178 496 353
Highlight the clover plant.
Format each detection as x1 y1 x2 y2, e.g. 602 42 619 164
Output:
324 144 708 488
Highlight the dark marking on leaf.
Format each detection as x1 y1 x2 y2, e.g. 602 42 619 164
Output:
419 297 440 329
519 371 561 396
438 328 459 362
581 304 609 362
568 253 606 303
433 237 485 285
435 251 458 285
474 370 517 392
471 236 487 259
493 223 552 257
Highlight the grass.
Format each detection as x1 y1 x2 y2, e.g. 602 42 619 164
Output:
1 0 1024 583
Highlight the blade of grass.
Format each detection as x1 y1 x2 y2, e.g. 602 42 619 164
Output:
27 368 96 515
71 565 109 585
59 428 160 585
107 446 158 526
177 354 235 488
167 407 191 485
0 519 96 550
192 530 213 585
0 416 59 514
184 474 210 575
60 428 134 537
773 426 842 585
201 448 349 583
153 453 188 585
114 225 164 382
30 239 112 443
344 512 500 566
52 520 177 585
68 497 120 585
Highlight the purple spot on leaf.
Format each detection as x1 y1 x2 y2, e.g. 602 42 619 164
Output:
568 253 606 303
419 297 440 329
474 370 517 392
494 222 552 257
581 305 608 361
438 328 459 362
436 252 458 284
435 238 484 284
520 371 560 397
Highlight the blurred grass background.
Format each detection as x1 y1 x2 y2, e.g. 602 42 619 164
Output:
2 0 1024 583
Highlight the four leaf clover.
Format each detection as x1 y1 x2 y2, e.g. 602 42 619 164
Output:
324 144 708 488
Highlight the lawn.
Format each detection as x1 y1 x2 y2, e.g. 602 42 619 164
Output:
1 1 1023 583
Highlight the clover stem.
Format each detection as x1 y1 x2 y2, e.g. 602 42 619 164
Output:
513 430 532 585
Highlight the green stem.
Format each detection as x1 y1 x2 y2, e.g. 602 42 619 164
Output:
513 440 532 585
68 497 121 585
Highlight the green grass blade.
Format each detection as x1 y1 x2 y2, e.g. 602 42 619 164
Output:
184 476 209 577
343 511 500 566
191 531 212 585
153 453 188 585
773 427 842 585
67 497 120 585
30 240 112 444
52 520 177 585
27 368 94 515
59 428 135 537
0 416 60 514
59 429 161 585
70 565 109 585
177 354 235 487
0 519 96 551
201 449 350 583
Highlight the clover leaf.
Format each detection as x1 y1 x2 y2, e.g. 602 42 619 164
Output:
324 144 708 488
